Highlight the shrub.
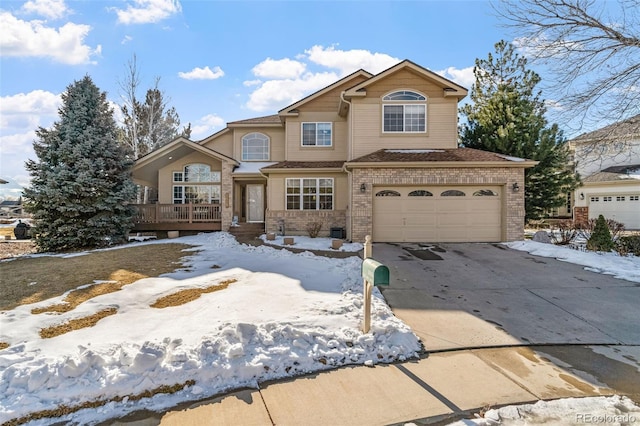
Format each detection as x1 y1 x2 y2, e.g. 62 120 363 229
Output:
616 236 640 257
576 217 625 240
550 219 578 245
305 221 323 238
586 215 615 252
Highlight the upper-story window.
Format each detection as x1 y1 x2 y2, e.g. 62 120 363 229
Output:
382 90 426 133
302 122 332 146
242 132 270 161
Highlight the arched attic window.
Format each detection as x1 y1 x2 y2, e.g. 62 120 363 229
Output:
382 90 427 133
242 132 270 161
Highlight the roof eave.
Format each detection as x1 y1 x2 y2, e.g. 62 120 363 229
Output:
344 160 538 169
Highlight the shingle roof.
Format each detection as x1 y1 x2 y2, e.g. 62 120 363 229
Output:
228 114 281 125
571 114 640 142
583 164 640 183
348 148 529 163
261 161 345 170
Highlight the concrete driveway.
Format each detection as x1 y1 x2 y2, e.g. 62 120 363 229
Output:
373 242 640 351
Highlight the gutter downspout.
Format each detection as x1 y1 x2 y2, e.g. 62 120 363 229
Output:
341 91 354 241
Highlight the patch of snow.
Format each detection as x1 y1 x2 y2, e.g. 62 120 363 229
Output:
504 240 640 283
232 162 278 174
496 154 526 162
0 232 417 425
259 235 363 252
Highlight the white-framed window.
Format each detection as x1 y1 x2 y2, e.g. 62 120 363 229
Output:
590 196 600 202
617 196 626 201
172 164 221 204
242 132 270 161
630 195 639 201
286 178 333 210
173 185 221 204
302 122 332 146
603 196 612 202
382 90 427 133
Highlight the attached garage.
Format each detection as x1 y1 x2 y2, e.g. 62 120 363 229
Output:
372 185 503 242
588 194 640 229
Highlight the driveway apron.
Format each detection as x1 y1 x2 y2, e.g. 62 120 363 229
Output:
373 242 640 351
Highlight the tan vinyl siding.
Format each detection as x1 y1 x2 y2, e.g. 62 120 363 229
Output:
285 112 348 161
158 152 223 203
351 69 459 159
202 132 233 158
297 75 369 112
233 127 285 162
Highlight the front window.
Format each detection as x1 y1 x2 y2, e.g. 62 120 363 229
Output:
172 163 220 203
382 90 426 133
286 178 333 210
302 122 332 146
242 132 270 161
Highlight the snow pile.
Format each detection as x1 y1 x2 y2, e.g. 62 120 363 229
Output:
0 232 420 424
259 234 363 252
446 395 640 425
505 240 640 283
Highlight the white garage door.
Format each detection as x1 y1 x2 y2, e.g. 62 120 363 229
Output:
373 186 503 242
588 194 640 229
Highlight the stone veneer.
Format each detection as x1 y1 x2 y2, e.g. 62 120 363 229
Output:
348 167 526 243
221 162 235 230
265 210 347 238
573 206 589 225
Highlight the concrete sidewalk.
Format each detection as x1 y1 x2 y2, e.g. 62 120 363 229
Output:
112 345 625 425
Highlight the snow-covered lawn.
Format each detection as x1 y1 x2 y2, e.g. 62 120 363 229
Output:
0 232 419 424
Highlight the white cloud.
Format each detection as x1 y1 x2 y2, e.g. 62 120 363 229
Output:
251 58 306 79
246 72 339 112
0 12 99 64
191 114 225 138
437 66 475 89
244 46 402 112
0 131 37 157
114 0 182 25
0 90 61 129
178 66 224 80
305 45 400 75
121 35 133 44
21 0 69 19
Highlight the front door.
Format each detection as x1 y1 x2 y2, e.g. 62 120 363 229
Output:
247 184 264 223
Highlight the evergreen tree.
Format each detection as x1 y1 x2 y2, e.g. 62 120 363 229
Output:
460 40 580 221
587 215 615 252
24 76 137 252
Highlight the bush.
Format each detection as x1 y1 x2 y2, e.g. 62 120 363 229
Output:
586 215 615 252
576 217 625 240
616 235 640 257
305 221 323 238
550 219 578 245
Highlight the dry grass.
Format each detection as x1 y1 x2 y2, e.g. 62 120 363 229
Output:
0 243 194 311
151 278 237 308
3 379 196 426
39 307 119 339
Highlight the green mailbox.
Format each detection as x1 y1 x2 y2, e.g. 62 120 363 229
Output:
361 258 390 287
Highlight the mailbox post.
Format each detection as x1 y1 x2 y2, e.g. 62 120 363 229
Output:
361 257 389 333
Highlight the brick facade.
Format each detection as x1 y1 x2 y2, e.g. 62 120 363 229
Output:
349 167 526 242
573 206 589 225
265 210 347 237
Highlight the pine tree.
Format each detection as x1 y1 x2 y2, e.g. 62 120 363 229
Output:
24 76 137 252
460 40 580 221
587 215 615 252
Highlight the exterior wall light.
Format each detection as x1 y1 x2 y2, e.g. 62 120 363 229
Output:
360 183 367 193
512 182 520 192
580 192 585 200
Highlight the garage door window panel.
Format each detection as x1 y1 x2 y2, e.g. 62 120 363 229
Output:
473 189 498 196
409 190 433 196
376 190 401 197
441 190 466 197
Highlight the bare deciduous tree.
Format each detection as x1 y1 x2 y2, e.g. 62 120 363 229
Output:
493 0 640 138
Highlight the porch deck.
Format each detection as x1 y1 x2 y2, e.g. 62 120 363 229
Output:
131 203 222 232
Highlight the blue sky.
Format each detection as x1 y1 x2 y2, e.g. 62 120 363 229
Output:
1 0 515 200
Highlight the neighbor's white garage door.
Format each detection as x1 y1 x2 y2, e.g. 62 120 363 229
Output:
372 186 503 242
588 194 640 229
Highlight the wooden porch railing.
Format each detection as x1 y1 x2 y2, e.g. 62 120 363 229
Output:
132 203 221 224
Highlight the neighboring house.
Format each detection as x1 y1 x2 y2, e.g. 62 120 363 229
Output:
0 199 24 217
569 114 640 230
132 60 536 243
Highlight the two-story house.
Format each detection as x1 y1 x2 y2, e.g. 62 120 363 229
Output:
569 114 640 229
132 60 536 243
